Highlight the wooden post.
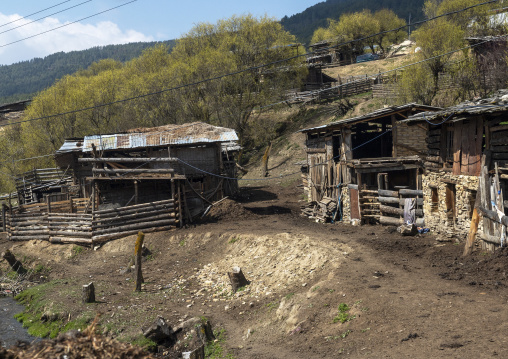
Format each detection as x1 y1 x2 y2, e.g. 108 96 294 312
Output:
2 250 26 274
2 204 6 232
47 196 51 214
134 231 145 292
262 142 272 177
177 182 183 228
134 180 139 205
463 208 480 256
69 197 73 213
82 282 95 303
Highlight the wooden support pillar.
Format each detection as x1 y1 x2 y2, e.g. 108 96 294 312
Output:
134 232 145 292
91 180 96 214
47 196 52 214
134 180 139 205
177 182 183 228
69 197 73 213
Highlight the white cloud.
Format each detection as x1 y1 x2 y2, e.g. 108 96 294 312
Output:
0 13 153 65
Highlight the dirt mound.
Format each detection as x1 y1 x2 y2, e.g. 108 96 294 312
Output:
0 319 156 359
206 198 254 221
191 232 352 298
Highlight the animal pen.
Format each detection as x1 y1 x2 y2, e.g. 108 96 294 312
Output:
299 103 441 225
5 122 239 246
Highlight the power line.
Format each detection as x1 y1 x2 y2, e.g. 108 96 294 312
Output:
0 1 71 28
0 0 497 129
0 1 93 36
0 0 137 48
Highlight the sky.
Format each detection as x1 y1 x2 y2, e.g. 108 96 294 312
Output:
0 0 321 65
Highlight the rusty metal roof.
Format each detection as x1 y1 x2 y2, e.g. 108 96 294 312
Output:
73 122 238 152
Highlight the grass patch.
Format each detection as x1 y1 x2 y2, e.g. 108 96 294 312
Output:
333 303 356 324
68 245 84 260
14 280 93 338
130 335 158 352
228 236 240 244
204 328 235 359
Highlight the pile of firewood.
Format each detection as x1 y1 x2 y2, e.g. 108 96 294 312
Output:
301 196 338 222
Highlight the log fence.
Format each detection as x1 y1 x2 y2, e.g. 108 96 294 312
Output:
5 198 180 246
378 188 425 226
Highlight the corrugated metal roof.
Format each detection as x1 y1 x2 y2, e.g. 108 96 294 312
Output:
55 122 238 155
298 103 442 133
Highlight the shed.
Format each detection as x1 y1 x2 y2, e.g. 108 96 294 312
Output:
403 89 508 248
299 103 441 225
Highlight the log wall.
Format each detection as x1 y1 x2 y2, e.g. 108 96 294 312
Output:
6 198 179 246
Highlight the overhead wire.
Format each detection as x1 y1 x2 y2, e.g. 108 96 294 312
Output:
0 0 93 36
0 0 498 128
0 1 71 28
0 0 137 49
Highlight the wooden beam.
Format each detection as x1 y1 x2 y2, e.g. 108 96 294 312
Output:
78 157 179 163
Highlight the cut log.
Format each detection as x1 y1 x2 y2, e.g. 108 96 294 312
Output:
92 199 174 215
397 224 417 236
92 168 174 175
82 282 95 303
1 249 26 273
182 346 205 359
379 205 423 217
91 225 176 243
92 219 177 236
380 216 424 226
378 189 398 197
399 189 423 196
50 237 93 245
79 157 178 163
228 266 249 292
134 232 145 292
92 212 176 229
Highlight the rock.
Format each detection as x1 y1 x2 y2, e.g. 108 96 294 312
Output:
142 316 175 345
397 224 417 236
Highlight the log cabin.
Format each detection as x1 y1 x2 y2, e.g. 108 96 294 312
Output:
6 122 239 245
299 103 441 225
403 89 508 249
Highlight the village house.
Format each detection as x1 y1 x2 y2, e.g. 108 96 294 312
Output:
7 122 239 245
403 90 508 250
299 103 441 225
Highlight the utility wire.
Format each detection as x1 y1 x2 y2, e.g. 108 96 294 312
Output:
0 1 71 28
0 0 137 48
0 1 93 36
0 0 497 126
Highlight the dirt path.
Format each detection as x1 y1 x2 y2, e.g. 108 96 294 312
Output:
2 183 508 358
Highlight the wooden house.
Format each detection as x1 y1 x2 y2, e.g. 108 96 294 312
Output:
6 122 239 245
299 103 441 225
403 90 508 249
307 41 350 66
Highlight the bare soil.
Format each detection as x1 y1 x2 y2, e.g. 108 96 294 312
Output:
2 179 508 358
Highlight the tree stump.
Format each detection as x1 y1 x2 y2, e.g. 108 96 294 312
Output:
182 345 205 359
227 266 249 292
134 232 145 292
143 315 174 344
82 282 95 303
1 249 26 274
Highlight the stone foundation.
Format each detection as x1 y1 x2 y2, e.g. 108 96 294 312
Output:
341 186 351 223
422 171 478 241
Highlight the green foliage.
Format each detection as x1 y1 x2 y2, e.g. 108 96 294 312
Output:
204 328 235 359
131 336 158 352
333 303 356 323
281 0 425 45
0 41 175 105
14 280 93 338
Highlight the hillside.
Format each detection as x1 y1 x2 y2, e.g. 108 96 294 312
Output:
0 40 175 105
281 0 425 45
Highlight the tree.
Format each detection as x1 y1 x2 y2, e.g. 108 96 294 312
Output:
412 18 465 98
373 9 407 54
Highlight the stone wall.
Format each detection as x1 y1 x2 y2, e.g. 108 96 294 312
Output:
341 186 351 223
422 171 478 241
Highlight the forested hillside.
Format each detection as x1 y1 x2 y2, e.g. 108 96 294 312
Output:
0 40 175 105
281 0 425 45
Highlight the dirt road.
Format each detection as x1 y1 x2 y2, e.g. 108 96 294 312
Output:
1 182 508 358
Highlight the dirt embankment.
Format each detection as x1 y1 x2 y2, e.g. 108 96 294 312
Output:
2 183 508 358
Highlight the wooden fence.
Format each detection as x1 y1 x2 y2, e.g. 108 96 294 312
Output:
5 198 180 246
